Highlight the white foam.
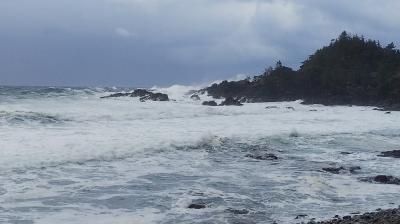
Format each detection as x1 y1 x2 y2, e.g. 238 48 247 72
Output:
0 87 399 170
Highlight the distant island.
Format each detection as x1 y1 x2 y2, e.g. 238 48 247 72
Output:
203 31 400 110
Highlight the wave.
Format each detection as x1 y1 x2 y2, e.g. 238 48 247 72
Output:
0 111 71 125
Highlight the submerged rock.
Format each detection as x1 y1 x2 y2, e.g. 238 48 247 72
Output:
322 166 361 174
188 203 206 209
322 167 345 174
245 153 278 160
202 101 218 106
219 97 243 106
190 94 201 101
360 175 400 185
378 150 400 158
265 106 279 109
226 208 249 215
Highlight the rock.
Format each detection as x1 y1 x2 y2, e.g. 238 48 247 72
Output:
309 207 400 224
100 92 131 98
188 203 206 209
219 97 243 106
373 107 386 111
286 106 295 110
340 152 352 155
101 89 169 102
360 175 400 185
309 109 318 111
139 92 169 102
190 94 201 101
245 153 278 160
265 106 279 109
386 111 392 114
373 175 400 185
295 214 308 219
132 89 169 101
202 101 218 106
226 208 249 215
378 150 400 158
322 167 345 174
349 166 361 173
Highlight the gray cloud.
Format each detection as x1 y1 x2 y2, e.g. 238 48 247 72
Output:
0 0 399 86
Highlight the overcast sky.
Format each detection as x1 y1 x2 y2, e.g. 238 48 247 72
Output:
1 0 399 87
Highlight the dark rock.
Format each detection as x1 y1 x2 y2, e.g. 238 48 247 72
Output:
309 109 318 111
202 101 218 106
360 175 400 185
265 106 279 109
309 207 400 224
378 150 400 158
295 214 308 219
340 152 352 155
349 166 361 173
101 89 169 102
322 167 345 174
220 97 243 106
139 92 169 102
132 89 169 102
286 106 295 110
226 208 249 215
188 203 206 209
386 111 392 114
245 153 278 160
190 94 201 101
374 175 400 185
100 92 131 98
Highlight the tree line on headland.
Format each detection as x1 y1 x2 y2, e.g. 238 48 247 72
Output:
204 31 400 110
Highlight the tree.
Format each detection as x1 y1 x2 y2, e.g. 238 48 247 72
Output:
386 42 396 50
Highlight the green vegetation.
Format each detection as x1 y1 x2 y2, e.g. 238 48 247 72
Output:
205 31 400 108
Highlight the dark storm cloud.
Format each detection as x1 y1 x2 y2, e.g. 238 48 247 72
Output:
0 0 399 86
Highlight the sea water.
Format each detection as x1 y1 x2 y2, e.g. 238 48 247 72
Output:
0 85 399 224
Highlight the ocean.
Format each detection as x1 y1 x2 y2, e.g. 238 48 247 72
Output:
0 85 399 224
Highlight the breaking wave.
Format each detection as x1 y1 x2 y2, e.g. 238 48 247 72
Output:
0 111 71 125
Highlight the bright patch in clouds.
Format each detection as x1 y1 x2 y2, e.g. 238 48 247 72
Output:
115 27 136 38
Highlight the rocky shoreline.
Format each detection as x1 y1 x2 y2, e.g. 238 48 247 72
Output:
307 207 400 224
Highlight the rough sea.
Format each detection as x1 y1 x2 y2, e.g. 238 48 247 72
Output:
0 85 399 224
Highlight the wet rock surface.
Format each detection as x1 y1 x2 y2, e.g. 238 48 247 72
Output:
245 153 278 160
321 166 361 174
322 167 345 174
101 89 169 102
378 150 400 158
309 207 400 224
188 203 206 209
360 175 400 185
219 97 243 106
202 101 218 106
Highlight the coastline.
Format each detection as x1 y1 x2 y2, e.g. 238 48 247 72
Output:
307 206 400 224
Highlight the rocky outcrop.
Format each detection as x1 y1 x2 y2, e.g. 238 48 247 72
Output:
219 97 243 106
309 207 400 224
202 101 218 106
101 89 169 102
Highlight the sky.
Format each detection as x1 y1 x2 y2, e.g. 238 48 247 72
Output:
0 0 399 87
